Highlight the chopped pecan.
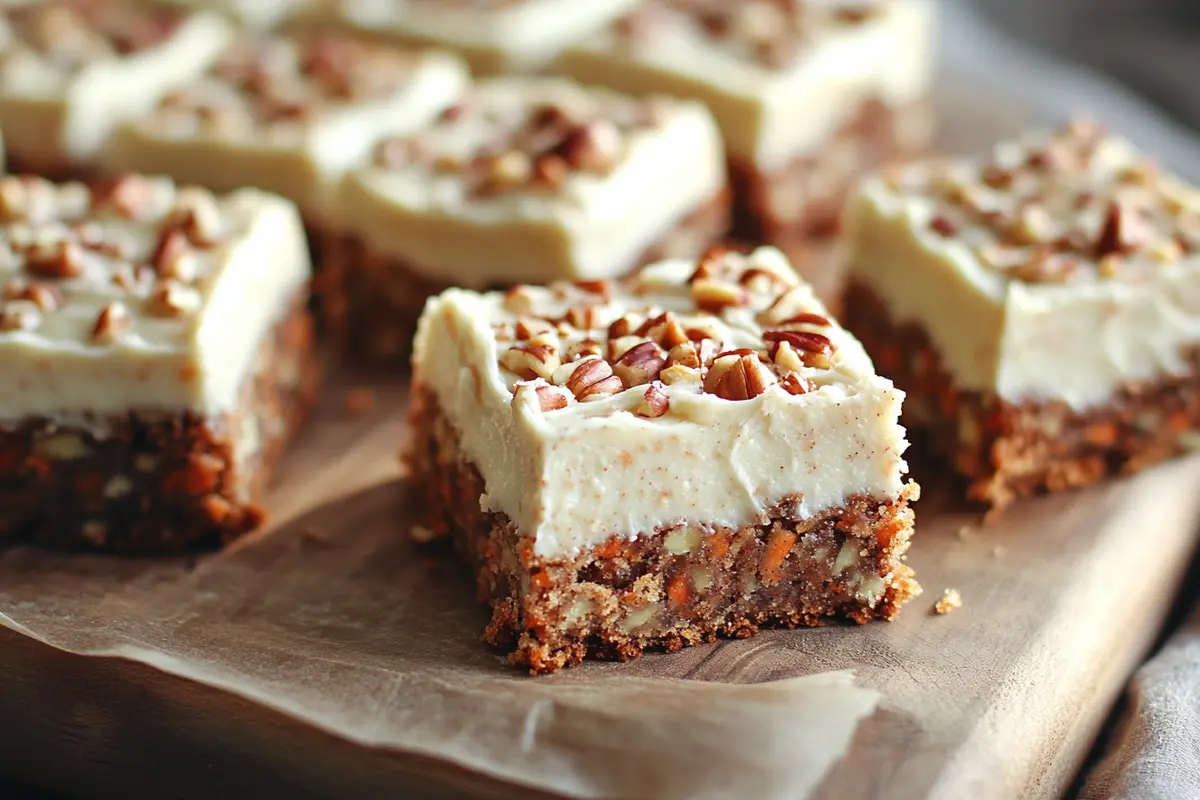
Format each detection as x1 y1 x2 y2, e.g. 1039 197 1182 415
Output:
514 317 555 340
557 120 622 174
500 344 560 380
92 302 132 344
566 357 624 401
635 383 670 419
0 300 41 332
566 338 603 361
763 329 835 357
667 341 701 368
704 352 776 401
1095 200 1151 257
691 278 746 312
147 280 203 317
4 280 61 313
613 340 667 387
779 373 812 395
26 240 85 279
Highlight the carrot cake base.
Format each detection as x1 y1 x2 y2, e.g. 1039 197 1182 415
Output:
844 282 1200 512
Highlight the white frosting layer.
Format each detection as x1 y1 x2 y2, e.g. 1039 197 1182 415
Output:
557 0 935 169
340 78 725 287
0 184 310 422
101 40 468 225
0 7 233 168
846 134 1200 410
413 247 910 559
299 0 642 73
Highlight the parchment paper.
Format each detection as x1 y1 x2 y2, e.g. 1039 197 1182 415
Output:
5 5 1200 797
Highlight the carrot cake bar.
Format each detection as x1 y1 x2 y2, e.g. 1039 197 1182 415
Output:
409 246 920 673
844 120 1200 511
0 174 318 553
0 0 232 178
556 0 935 249
102 30 468 235
332 77 729 362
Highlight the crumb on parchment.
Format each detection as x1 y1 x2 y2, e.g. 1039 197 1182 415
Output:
934 588 963 615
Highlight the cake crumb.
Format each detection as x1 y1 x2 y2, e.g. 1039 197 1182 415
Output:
992 544 1007 558
934 588 963 615
410 524 437 543
343 387 376 417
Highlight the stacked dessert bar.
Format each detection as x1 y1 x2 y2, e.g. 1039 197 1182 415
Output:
101 29 469 236
843 120 1200 510
408 246 920 673
0 0 232 177
329 77 728 360
0 174 317 552
556 0 935 248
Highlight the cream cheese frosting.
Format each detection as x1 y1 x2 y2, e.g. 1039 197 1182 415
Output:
556 0 935 171
847 120 1200 410
295 0 642 75
0 175 310 423
101 31 468 224
340 77 725 287
413 246 910 559
0 2 233 170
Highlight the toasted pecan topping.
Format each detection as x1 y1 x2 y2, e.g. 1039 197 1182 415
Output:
493 249 842 413
901 118 1198 283
92 302 132 344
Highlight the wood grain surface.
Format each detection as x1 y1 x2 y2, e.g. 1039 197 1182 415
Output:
2 375 1200 799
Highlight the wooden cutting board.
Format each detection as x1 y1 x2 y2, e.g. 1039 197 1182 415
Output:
1 376 1198 800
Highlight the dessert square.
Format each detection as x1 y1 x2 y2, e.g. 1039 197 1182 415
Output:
843 120 1200 511
0 0 233 178
102 30 469 233
556 0 936 248
0 174 319 553
409 246 920 673
294 0 642 76
332 77 730 362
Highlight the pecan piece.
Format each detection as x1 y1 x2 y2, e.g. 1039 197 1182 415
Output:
613 341 668 387
557 120 622 174
660 364 701 386
704 352 777 400
635 383 670 418
148 279 203 317
637 311 689 349
150 229 191 277
566 357 624 401
668 341 701 368
779 373 812 396
4 280 61 312
691 278 746 312
763 329 835 358
92 302 132 344
500 344 560 380
0 300 41 332
1095 200 1151 257
566 338 603 361
26 240 85 279
514 317 555 340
